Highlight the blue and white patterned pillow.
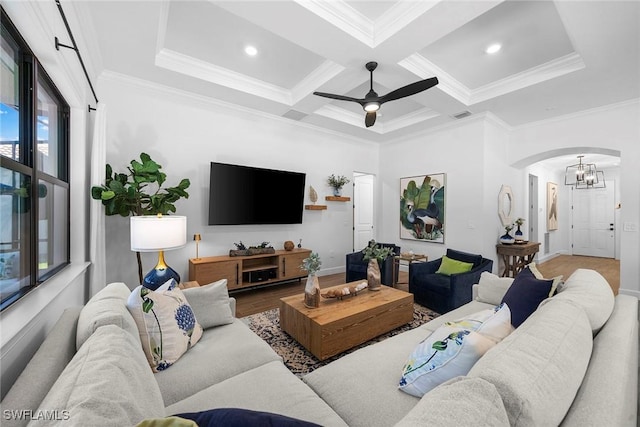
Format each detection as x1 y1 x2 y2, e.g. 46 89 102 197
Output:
127 279 203 372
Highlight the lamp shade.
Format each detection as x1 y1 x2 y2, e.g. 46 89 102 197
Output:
130 215 187 252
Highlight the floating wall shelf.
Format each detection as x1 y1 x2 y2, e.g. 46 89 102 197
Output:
305 205 327 210
325 196 351 202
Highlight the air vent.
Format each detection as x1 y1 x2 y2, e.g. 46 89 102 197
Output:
452 110 472 120
282 110 308 121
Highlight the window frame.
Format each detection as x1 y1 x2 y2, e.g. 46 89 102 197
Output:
1 7 70 311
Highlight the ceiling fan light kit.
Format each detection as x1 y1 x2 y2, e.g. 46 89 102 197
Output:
313 61 438 128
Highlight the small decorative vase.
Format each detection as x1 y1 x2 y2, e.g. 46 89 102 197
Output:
332 187 342 197
514 225 524 242
304 274 320 308
284 240 294 251
500 231 515 245
367 259 382 291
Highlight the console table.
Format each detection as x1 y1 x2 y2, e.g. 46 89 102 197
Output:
496 242 541 277
189 248 311 291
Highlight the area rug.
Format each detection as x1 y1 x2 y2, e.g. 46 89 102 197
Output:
243 304 439 377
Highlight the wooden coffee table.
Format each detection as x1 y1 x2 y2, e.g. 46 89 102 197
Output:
279 282 414 360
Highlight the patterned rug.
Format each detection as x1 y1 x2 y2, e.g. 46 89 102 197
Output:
242 304 439 377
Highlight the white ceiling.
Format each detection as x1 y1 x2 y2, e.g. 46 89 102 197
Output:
79 0 639 147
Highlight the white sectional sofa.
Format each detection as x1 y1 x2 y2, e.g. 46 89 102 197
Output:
1 269 637 426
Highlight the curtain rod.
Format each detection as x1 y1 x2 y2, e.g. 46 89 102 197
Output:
54 0 98 112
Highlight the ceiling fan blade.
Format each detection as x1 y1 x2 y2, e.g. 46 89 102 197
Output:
365 111 377 127
313 92 364 104
379 77 439 104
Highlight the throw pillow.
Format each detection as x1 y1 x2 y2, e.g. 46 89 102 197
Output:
182 279 234 329
174 408 322 427
436 255 474 276
398 324 496 397
449 303 514 343
476 272 514 306
127 280 203 372
501 267 553 328
527 262 563 296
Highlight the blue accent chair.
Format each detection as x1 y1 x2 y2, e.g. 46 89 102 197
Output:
345 243 400 286
409 249 493 313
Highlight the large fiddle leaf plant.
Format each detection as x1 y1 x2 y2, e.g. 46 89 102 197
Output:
91 153 190 283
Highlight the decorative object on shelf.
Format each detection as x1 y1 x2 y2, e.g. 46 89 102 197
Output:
229 241 275 257
499 224 515 245
362 240 396 291
284 240 295 251
309 186 318 204
327 174 350 197
497 184 514 227
193 233 201 259
322 282 368 300
90 152 190 284
298 239 302 248
564 155 605 189
301 252 322 308
130 214 187 290
514 218 525 242
547 182 558 231
400 173 445 243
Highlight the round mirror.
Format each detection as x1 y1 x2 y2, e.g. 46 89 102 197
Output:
498 185 514 226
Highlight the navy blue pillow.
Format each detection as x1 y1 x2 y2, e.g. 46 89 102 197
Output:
501 267 553 328
174 408 322 427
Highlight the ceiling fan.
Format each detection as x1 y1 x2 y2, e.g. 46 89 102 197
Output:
313 61 438 128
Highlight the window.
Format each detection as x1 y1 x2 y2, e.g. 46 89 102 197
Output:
1 8 69 310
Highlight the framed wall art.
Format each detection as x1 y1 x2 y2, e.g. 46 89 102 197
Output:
400 173 445 243
547 181 558 231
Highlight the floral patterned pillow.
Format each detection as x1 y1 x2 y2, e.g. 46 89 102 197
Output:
127 280 203 372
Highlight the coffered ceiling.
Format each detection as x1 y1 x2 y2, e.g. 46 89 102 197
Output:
78 0 640 142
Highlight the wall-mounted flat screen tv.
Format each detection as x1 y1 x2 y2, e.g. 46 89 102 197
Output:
208 162 306 225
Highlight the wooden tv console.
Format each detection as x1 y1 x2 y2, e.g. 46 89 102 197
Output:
188 248 311 291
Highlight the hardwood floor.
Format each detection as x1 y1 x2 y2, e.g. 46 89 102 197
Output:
536 255 620 295
233 255 620 317
233 272 409 318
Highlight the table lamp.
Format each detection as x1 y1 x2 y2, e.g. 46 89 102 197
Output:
130 214 187 290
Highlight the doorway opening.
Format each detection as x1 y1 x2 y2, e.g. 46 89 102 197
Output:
352 172 375 252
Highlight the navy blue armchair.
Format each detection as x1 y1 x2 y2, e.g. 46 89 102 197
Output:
409 249 493 313
345 243 400 286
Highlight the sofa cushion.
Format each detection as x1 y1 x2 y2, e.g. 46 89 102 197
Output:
435 255 473 276
395 376 510 427
501 267 553 327
76 282 139 350
127 283 203 372
476 272 513 306
155 319 282 407
35 325 165 426
527 262 562 296
182 279 234 329
468 297 593 426
166 361 348 427
175 408 322 427
399 324 496 397
451 303 514 343
541 268 614 334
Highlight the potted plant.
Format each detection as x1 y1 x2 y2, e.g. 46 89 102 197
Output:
362 240 396 291
91 153 190 284
327 174 350 197
301 252 322 308
500 224 515 245
514 217 525 242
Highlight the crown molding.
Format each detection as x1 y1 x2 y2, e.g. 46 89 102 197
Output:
399 54 471 104
383 108 440 133
294 0 373 47
374 1 440 46
291 60 345 105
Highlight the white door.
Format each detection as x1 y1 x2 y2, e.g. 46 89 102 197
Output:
572 181 615 257
353 173 374 251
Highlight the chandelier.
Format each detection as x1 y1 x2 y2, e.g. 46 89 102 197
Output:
564 155 605 189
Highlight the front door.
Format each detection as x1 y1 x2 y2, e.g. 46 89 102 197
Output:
572 181 615 258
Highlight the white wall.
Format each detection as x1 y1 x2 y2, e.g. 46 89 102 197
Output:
509 100 640 296
0 1 92 399
98 73 379 287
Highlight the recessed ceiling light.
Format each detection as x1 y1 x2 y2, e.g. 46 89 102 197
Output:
485 43 502 54
244 45 258 57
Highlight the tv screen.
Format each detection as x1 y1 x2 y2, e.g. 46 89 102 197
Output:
208 162 306 225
